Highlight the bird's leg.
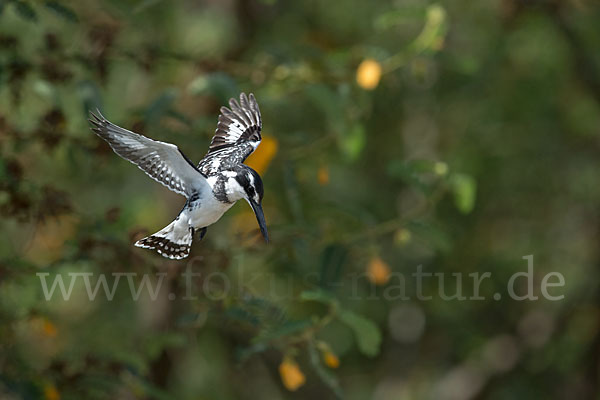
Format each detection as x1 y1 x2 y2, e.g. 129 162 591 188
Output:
198 227 207 240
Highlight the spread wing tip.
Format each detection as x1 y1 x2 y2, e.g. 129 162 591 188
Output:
88 109 107 132
228 92 256 109
88 108 104 119
208 92 262 150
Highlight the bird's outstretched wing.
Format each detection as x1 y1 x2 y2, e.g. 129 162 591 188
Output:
89 110 209 198
198 93 262 175
209 92 262 154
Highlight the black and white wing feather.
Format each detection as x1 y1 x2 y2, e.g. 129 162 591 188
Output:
89 110 209 198
209 92 261 153
198 93 262 175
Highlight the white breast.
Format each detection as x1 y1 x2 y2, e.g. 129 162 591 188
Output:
186 192 235 228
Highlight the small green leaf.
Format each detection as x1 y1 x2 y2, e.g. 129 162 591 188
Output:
450 173 477 214
299 289 336 304
338 310 381 357
33 80 55 99
339 124 365 161
44 1 78 22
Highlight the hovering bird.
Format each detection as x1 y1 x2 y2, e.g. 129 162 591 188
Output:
89 93 268 260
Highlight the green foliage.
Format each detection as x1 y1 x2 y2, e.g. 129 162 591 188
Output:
450 173 477 214
44 1 78 22
13 1 37 21
0 0 598 399
338 310 382 358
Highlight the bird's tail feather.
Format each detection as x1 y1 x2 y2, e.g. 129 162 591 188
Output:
135 218 193 260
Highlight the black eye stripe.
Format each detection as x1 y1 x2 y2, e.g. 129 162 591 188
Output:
233 167 264 200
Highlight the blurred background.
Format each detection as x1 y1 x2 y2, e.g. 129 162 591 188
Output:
1 0 600 399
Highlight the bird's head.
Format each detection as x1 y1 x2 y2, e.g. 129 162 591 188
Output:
234 166 269 242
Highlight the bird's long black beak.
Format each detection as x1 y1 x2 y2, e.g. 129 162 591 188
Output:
248 199 269 243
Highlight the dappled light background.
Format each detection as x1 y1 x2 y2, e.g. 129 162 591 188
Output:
1 0 600 399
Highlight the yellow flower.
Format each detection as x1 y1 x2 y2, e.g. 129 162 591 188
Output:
44 384 60 400
42 319 58 338
279 358 306 391
323 350 340 369
317 166 329 186
367 256 391 285
356 59 382 90
245 136 278 175
30 317 58 338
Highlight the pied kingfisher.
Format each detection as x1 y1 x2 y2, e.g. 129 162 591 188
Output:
89 93 268 260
